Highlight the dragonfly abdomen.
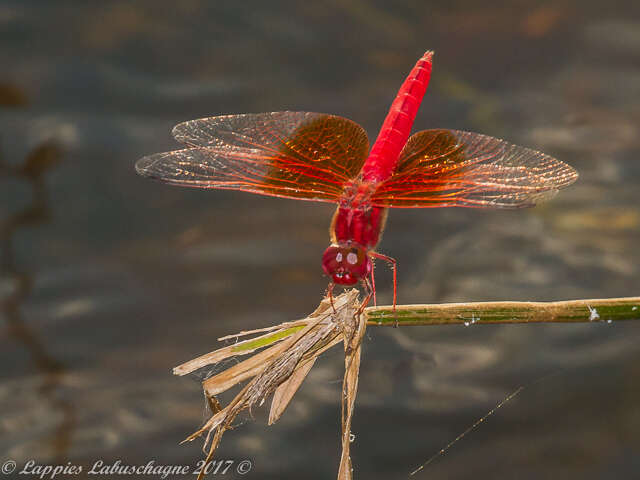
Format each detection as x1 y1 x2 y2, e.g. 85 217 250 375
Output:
362 51 433 184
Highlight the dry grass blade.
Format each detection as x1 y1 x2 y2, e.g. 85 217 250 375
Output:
176 289 363 480
217 319 309 341
269 357 316 425
202 337 298 396
338 304 367 480
174 322 307 376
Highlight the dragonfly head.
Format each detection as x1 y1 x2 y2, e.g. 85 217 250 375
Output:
322 243 371 286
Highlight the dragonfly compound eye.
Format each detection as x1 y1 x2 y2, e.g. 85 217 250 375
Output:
321 244 371 286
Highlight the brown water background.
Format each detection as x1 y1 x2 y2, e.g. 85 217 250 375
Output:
1 1 640 479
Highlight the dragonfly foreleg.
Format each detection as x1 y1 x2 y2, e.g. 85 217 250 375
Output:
326 282 337 314
369 251 397 312
356 280 374 318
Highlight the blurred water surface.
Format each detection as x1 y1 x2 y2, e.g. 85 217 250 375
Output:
1 1 639 479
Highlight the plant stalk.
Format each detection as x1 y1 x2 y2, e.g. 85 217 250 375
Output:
365 296 640 326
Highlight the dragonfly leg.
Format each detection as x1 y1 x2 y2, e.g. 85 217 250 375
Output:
326 282 337 314
369 257 377 306
369 251 397 312
356 280 374 318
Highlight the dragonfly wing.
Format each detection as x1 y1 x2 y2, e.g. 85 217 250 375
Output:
371 129 578 208
136 112 369 203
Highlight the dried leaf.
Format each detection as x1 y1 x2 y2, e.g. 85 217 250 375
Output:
217 319 309 341
202 308 331 396
202 339 293 396
338 311 367 480
175 290 364 480
269 357 316 425
174 323 306 376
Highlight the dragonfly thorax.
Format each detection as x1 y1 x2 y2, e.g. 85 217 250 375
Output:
321 243 371 286
339 180 376 210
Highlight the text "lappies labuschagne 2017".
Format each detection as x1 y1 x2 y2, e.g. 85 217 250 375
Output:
17 459 250 478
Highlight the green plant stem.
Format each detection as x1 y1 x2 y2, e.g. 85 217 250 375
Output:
365 297 640 326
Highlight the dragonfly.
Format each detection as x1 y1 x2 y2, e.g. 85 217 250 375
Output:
136 51 578 309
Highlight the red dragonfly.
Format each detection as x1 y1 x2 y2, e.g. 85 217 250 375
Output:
136 51 578 308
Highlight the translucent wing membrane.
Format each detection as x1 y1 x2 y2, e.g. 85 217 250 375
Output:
371 129 578 208
136 112 369 203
